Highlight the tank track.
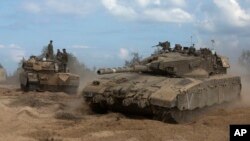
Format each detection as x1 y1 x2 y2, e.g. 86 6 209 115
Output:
86 99 239 124
152 101 239 124
21 83 78 94
86 99 202 123
152 106 206 123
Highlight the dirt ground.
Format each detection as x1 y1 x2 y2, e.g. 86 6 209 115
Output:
0 83 250 141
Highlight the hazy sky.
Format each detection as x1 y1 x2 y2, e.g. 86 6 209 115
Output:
0 0 250 73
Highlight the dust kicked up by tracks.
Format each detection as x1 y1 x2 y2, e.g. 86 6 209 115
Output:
0 84 250 141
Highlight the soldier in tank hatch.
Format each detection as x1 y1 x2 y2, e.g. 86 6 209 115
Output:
152 41 171 53
56 49 63 71
173 44 182 52
159 41 171 52
56 49 62 61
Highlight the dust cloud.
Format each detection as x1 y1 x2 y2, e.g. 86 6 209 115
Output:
77 71 97 94
229 62 250 107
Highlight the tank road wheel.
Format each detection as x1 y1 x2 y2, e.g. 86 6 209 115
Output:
20 83 29 92
169 108 208 124
20 77 30 92
169 109 195 123
20 79 30 92
152 107 201 124
90 103 108 114
152 107 176 123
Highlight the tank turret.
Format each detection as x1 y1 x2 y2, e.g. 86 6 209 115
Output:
22 57 61 72
82 41 241 123
97 47 230 78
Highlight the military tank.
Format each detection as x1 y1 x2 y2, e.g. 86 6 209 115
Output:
19 56 80 94
82 42 241 123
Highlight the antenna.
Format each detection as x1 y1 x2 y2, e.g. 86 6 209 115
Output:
190 36 193 46
211 39 216 54
211 39 215 49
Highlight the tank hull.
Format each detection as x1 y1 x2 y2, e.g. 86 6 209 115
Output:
83 73 241 123
20 71 79 94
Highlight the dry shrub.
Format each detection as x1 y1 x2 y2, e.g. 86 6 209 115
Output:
54 111 81 121
9 95 48 108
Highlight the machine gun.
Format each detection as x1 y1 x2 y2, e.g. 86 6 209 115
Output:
152 41 171 52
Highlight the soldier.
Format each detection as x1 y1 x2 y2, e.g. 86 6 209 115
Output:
56 49 62 61
62 48 68 72
160 41 171 52
56 49 63 71
47 40 54 60
153 41 171 52
173 44 182 52
188 46 196 55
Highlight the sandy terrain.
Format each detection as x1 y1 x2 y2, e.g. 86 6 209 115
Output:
0 83 250 141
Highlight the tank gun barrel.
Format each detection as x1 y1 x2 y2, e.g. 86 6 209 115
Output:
152 44 160 47
97 65 149 75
